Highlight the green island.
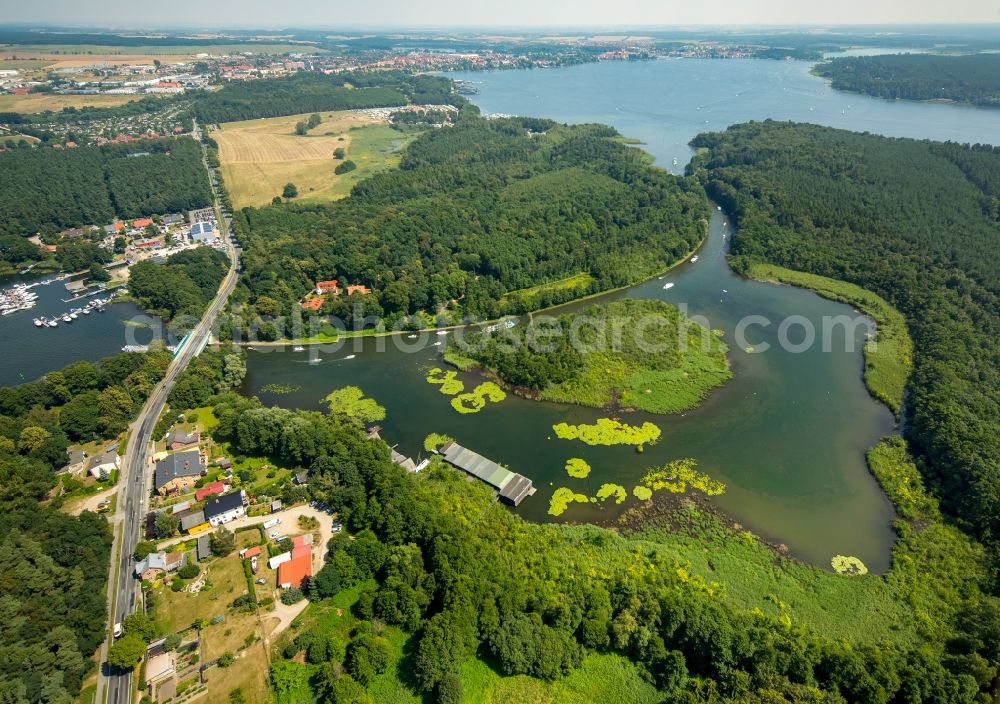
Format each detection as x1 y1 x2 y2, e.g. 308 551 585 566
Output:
451 299 731 414
814 53 1000 107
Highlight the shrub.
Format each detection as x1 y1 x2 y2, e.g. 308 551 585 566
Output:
177 564 200 579
281 588 305 605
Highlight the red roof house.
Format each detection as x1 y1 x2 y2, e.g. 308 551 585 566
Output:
315 280 340 295
241 545 262 559
132 218 154 228
292 534 313 548
301 298 323 312
346 284 372 296
195 481 226 502
278 553 312 589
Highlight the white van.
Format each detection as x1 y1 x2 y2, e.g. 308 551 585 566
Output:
113 622 123 639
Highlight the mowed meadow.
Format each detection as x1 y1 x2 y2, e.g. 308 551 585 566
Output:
215 110 420 207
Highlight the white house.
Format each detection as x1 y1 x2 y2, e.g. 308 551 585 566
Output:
87 449 121 479
203 490 246 527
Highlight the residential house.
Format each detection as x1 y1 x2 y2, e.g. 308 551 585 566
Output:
179 509 209 535
87 449 120 480
144 651 177 689
195 480 225 502
132 217 154 229
161 213 185 226
63 449 87 475
204 491 246 527
167 429 200 451
293 470 309 485
270 499 282 513
239 545 262 560
315 280 340 295
215 457 232 471
154 450 205 495
278 553 312 589
134 550 187 581
346 284 372 296
301 297 323 312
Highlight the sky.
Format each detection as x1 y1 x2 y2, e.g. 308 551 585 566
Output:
6 0 1000 28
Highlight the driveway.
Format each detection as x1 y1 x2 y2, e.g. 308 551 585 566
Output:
68 486 117 516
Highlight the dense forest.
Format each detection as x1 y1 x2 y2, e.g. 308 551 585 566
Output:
127 246 230 321
0 136 212 237
814 53 1000 107
0 351 173 703
192 71 456 124
196 391 1000 703
690 120 1000 574
230 116 708 337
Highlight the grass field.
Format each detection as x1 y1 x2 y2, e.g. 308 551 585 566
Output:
747 262 912 416
216 110 420 208
0 58 53 70
0 92 148 113
502 272 596 308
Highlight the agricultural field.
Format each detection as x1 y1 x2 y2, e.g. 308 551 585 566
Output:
215 110 421 208
0 92 147 113
0 58 54 70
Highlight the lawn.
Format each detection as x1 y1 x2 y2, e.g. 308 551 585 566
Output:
216 110 421 208
501 272 596 309
0 92 148 113
460 653 660 704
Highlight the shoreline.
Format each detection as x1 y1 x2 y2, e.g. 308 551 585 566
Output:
237 218 710 349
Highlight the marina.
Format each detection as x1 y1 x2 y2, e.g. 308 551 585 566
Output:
32 295 114 329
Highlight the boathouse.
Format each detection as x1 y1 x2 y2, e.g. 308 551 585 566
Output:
438 441 535 506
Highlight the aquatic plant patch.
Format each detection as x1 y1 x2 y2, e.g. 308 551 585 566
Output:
548 487 590 516
565 458 592 479
596 483 627 504
423 433 454 453
451 382 506 414
425 367 465 395
552 418 661 447
641 458 725 496
831 555 868 576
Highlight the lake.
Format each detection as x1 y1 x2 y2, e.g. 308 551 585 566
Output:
0 274 156 387
246 58 998 571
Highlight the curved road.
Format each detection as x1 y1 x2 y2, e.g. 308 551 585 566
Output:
99 125 239 704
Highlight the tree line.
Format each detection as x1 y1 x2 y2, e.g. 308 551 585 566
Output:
192 71 456 124
0 136 212 238
814 53 1000 107
690 120 1000 586
228 115 707 338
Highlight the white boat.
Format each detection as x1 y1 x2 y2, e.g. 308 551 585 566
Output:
293 346 305 352
663 283 674 290
717 206 722 210
343 354 356 360
48 320 58 327
722 289 728 293
33 318 43 327
433 341 442 346
82 308 91 315
406 334 418 339
690 256 699 263
436 330 449 336
62 315 72 323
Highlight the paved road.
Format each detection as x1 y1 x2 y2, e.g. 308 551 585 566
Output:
99 125 238 704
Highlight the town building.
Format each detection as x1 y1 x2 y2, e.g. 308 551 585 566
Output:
195 480 226 502
179 509 210 535
189 220 217 243
134 550 187 581
167 429 200 451
278 553 312 589
154 450 205 495
203 490 246 526
87 449 121 480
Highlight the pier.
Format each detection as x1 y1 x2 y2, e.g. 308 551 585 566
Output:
437 441 535 506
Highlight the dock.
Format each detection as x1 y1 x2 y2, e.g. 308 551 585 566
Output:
438 441 535 506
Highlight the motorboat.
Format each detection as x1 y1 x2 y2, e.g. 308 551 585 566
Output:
663 282 674 290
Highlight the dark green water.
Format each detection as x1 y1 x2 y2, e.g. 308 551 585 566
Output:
243 211 896 571
244 57 1000 572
